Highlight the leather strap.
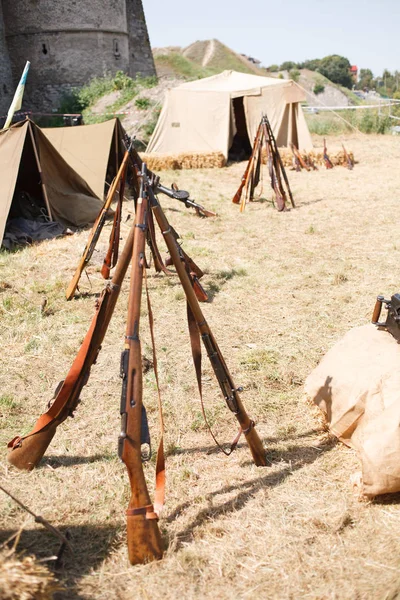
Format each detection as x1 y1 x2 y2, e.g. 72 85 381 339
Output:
8 286 111 448
143 266 165 516
186 300 242 456
126 504 159 520
147 209 173 276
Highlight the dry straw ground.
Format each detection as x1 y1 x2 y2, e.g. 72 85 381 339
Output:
1 133 400 599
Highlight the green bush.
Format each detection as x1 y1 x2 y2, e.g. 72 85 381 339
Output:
78 76 116 108
289 69 300 82
313 83 325 95
113 70 134 90
136 75 158 89
143 108 161 141
135 97 152 110
305 108 392 135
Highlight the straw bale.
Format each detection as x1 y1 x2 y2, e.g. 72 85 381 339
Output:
0 550 60 599
140 152 226 170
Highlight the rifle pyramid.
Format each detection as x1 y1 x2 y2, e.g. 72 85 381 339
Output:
65 139 217 301
233 115 295 212
7 153 267 565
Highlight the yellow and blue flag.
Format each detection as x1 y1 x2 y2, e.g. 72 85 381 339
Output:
3 61 30 130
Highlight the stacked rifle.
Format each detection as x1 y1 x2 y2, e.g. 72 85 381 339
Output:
7 149 267 565
232 115 295 212
289 139 354 172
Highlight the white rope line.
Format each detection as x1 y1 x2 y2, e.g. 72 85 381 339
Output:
307 102 396 111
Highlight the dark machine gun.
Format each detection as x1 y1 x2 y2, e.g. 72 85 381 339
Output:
372 294 400 341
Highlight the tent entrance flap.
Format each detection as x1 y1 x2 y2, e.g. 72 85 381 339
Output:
9 126 49 222
228 97 252 162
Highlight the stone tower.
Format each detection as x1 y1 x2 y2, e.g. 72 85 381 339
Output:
1 0 155 111
126 0 155 78
0 2 13 116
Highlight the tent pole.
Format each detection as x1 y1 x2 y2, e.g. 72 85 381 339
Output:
28 123 53 221
114 121 119 180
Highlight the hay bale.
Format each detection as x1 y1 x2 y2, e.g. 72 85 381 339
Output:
0 550 60 599
140 152 226 171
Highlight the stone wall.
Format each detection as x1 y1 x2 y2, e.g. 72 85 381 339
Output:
0 2 13 116
126 0 156 78
1 0 156 111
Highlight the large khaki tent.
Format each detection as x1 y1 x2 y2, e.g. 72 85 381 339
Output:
43 119 126 200
147 70 313 157
0 119 103 245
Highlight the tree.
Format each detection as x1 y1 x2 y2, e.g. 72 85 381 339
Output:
280 61 297 71
301 59 321 72
356 69 373 90
317 55 353 89
267 64 279 73
289 69 300 82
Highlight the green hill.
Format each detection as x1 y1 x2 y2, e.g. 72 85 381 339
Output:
153 39 267 79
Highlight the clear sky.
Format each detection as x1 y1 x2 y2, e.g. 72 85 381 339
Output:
144 0 398 77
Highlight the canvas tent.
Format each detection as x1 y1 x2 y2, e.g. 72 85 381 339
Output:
0 119 103 245
147 70 313 158
43 119 126 200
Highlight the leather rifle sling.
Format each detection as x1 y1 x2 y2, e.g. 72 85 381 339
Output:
147 209 173 276
8 286 112 449
185 287 242 455
143 266 166 515
111 170 126 268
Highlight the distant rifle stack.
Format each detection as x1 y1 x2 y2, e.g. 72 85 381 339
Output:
232 115 294 212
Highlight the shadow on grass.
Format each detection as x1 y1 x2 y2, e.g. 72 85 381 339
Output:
41 453 114 468
295 197 325 208
206 267 248 302
0 523 121 600
167 427 323 458
167 436 336 547
71 290 102 301
251 196 274 206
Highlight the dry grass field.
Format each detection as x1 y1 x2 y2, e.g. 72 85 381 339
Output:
1 133 400 599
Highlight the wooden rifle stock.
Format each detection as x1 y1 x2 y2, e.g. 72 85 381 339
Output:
165 227 209 302
262 122 286 211
101 168 126 279
290 143 309 171
323 139 334 169
66 145 132 300
232 123 263 209
149 188 267 467
8 224 136 471
342 144 354 170
119 172 163 564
